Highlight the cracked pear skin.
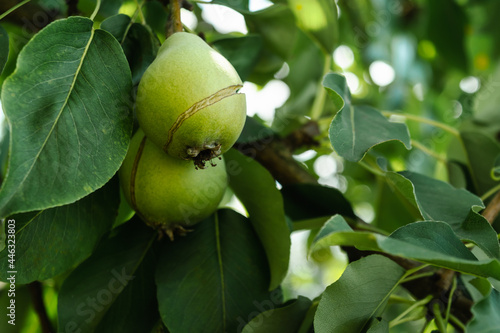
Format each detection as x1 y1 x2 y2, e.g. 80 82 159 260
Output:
119 129 228 232
136 32 246 168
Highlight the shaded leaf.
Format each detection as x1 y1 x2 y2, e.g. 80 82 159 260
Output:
0 17 133 218
311 215 381 254
156 209 274 333
288 0 338 54
94 251 159 333
225 149 290 290
426 0 467 71
242 296 312 333
101 15 160 85
460 131 500 195
281 183 356 222
380 222 500 279
314 255 405 333
211 0 250 12
400 171 499 258
78 0 123 19
0 25 8 75
57 220 157 332
467 288 500 332
214 35 263 82
311 217 500 280
0 179 119 284
493 154 500 180
236 116 275 144
245 4 298 60
367 318 389 333
325 74 411 162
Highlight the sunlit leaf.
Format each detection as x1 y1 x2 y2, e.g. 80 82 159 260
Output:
0 17 133 217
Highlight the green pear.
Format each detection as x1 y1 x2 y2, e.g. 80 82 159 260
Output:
136 32 246 169
119 129 228 239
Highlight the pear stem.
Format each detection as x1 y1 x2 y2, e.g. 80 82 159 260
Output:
168 0 183 37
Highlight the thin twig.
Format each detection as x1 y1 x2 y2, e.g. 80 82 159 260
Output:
27 282 53 333
167 0 183 37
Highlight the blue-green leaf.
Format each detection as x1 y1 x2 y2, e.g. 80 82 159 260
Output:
325 74 411 162
314 255 405 333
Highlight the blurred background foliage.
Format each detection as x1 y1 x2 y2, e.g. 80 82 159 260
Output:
0 0 499 332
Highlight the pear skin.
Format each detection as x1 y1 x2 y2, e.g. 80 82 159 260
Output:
136 32 246 169
119 129 228 238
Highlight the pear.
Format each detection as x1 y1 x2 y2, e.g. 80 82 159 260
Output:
119 129 228 239
136 32 246 169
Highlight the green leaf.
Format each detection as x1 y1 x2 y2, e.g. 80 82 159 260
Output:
310 215 381 253
213 35 263 82
311 217 500 280
426 0 467 71
325 74 411 162
0 17 133 218
94 251 159 333
241 296 312 333
379 222 500 280
245 4 298 60
281 183 356 222
0 25 8 76
314 255 405 333
400 171 499 258
367 318 389 333
493 154 500 181
57 220 157 332
460 131 500 195
287 0 338 54
373 179 419 233
399 171 483 223
225 149 290 290
467 288 500 332
156 209 274 333
0 179 119 284
236 116 275 144
211 0 250 12
78 0 123 19
101 15 160 85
